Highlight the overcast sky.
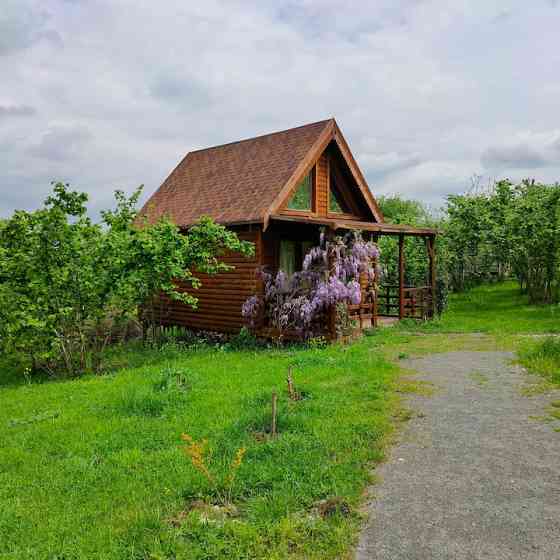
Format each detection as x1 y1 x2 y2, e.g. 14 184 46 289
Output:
1 0 559 218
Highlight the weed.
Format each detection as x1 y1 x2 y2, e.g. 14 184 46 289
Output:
547 405 560 421
394 377 434 396
180 433 246 506
8 410 60 427
153 366 190 393
469 371 489 387
315 497 351 518
520 381 556 396
393 408 414 422
307 336 328 349
227 327 262 350
528 415 554 423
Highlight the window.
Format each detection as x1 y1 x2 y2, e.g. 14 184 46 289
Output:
329 186 344 213
287 172 313 211
279 239 315 276
279 240 296 276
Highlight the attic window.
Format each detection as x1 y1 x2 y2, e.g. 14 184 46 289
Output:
329 187 344 213
287 172 313 211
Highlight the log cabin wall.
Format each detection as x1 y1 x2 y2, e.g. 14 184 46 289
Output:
156 226 262 333
315 152 329 216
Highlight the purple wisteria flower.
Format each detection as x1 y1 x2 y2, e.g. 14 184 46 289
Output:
242 231 379 336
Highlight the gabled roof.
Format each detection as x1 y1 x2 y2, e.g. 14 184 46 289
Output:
138 118 383 228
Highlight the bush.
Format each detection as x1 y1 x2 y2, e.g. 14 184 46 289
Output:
442 180 560 303
227 328 262 350
0 183 253 377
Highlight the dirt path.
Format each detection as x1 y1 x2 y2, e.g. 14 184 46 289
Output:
356 351 560 560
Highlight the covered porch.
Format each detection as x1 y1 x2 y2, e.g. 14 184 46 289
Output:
266 215 438 337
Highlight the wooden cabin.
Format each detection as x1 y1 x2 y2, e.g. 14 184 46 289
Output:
139 118 437 337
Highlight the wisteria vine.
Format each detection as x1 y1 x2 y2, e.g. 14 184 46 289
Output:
242 231 380 336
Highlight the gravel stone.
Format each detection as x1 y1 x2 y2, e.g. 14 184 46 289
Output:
356 351 560 560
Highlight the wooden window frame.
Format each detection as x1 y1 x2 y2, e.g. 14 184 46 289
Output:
280 166 317 218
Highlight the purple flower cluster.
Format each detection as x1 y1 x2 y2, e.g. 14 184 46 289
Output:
241 295 261 327
242 231 379 336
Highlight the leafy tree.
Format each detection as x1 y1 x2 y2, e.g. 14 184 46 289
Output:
441 179 560 303
0 183 253 376
443 193 492 290
377 195 438 287
506 180 560 303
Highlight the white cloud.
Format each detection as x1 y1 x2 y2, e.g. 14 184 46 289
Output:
0 104 36 118
1 0 560 217
28 124 92 161
481 130 560 170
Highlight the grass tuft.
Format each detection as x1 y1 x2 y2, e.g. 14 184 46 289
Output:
519 337 560 387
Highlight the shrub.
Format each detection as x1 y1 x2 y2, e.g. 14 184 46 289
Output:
0 183 253 376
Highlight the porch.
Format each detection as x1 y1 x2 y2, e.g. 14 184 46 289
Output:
258 215 438 340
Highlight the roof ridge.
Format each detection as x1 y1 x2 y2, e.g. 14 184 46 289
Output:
187 118 334 155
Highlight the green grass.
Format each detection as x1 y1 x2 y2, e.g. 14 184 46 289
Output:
1 280 558 559
0 340 399 559
518 337 560 387
407 281 560 334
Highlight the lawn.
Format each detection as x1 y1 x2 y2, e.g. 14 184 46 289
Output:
1 281 558 559
0 340 399 559
417 281 560 334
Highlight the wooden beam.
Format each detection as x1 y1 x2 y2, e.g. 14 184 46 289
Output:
427 235 436 317
269 214 438 236
398 234 405 320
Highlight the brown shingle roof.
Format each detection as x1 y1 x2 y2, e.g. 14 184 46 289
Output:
139 119 334 227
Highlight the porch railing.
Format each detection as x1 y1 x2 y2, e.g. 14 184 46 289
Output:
346 287 377 330
377 284 434 319
254 284 433 341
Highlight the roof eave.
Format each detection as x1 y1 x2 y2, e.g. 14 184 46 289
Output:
270 214 437 236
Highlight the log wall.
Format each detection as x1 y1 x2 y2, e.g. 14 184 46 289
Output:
156 227 261 332
315 152 329 215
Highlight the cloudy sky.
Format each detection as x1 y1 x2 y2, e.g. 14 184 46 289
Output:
1 0 560 217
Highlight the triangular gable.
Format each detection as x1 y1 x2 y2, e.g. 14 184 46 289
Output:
269 120 383 226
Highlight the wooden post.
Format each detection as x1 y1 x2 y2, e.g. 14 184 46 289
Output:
359 270 368 329
327 227 337 340
372 289 378 327
398 234 405 319
286 367 300 401
255 227 265 332
271 391 278 437
427 235 437 317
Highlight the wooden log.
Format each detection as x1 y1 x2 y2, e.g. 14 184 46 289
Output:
427 235 437 317
398 234 405 320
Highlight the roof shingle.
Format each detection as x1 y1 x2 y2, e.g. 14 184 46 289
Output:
139 119 333 227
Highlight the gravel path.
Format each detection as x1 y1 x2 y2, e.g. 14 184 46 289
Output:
356 351 560 560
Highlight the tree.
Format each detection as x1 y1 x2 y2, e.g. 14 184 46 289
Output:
377 195 438 288
506 180 560 304
441 179 560 303
0 183 253 376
